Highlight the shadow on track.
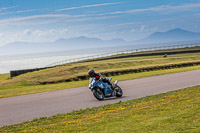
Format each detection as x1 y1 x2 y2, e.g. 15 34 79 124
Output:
99 96 127 101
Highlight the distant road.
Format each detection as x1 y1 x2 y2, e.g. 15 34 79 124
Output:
0 70 200 127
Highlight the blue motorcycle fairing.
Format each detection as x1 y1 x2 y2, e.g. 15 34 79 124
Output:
90 78 113 97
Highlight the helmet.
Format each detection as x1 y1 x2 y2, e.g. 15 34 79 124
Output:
88 69 95 77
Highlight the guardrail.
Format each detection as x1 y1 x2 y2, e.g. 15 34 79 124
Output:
10 43 200 78
46 43 200 67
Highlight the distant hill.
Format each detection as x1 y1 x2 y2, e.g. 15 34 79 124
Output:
0 37 129 56
138 28 200 43
0 28 200 56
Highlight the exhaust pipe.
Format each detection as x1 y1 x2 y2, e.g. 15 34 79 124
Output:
114 80 118 86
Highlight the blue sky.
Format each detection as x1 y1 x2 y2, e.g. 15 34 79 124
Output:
0 0 200 46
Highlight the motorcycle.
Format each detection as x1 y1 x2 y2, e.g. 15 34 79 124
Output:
89 77 123 100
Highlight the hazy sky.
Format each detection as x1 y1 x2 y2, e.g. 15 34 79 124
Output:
0 0 200 46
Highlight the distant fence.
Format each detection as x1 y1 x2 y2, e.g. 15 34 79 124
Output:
46 43 200 67
10 43 200 78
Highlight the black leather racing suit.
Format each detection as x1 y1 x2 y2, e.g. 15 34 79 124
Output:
89 72 112 87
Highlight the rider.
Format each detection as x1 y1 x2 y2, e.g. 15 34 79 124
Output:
88 69 114 90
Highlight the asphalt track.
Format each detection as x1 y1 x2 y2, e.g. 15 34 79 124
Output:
0 70 200 127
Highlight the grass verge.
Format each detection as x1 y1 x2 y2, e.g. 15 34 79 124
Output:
1 52 200 86
1 85 199 132
0 65 200 98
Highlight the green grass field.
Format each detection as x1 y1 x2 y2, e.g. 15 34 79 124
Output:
0 51 200 98
0 47 200 132
1 85 199 132
2 52 200 86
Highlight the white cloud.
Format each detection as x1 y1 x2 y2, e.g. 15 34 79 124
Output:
0 28 77 46
140 25 148 32
0 12 119 27
2 9 39 15
0 14 79 27
56 2 124 11
23 29 32 36
62 15 120 23
140 25 158 33
7 14 69 21
100 3 200 15
23 29 70 38
130 28 135 33
194 25 198 28
0 33 4 38
114 22 136 27
0 6 16 11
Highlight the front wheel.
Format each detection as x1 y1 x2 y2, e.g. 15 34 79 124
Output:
93 87 104 100
115 85 123 97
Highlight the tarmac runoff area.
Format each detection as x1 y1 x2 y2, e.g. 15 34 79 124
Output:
0 70 200 127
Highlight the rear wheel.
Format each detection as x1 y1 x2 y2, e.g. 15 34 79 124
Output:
93 87 104 100
115 85 123 97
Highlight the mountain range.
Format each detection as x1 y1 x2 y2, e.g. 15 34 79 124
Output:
0 28 200 56
139 28 200 43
